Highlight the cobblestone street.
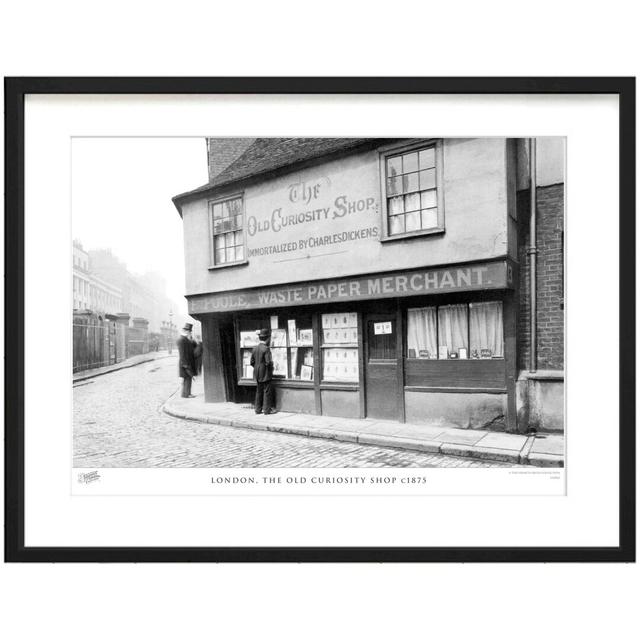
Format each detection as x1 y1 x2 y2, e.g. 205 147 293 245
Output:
73 356 508 468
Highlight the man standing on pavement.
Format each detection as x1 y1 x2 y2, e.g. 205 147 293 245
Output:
177 322 196 398
250 328 276 415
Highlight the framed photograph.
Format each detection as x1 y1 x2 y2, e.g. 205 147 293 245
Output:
4 77 634 563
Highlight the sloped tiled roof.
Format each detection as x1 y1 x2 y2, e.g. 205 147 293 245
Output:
173 137 381 211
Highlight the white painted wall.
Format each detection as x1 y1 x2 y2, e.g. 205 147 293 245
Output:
182 138 512 296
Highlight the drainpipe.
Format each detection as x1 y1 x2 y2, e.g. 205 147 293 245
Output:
528 138 538 373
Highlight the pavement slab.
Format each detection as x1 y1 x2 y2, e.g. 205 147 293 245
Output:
473 432 528 451
434 428 488 446
530 434 564 455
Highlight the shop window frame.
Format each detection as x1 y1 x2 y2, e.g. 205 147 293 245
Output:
405 299 505 362
403 297 507 392
235 312 316 386
320 311 360 385
207 192 249 270
378 139 445 242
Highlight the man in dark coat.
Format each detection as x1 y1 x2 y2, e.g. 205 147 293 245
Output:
193 338 203 376
250 328 276 414
177 322 196 398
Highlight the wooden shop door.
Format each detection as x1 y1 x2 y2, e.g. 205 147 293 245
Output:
364 313 400 420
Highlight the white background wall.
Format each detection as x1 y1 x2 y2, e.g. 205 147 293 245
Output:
1 3 637 640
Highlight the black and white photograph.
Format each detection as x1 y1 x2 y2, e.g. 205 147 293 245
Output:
72 135 565 476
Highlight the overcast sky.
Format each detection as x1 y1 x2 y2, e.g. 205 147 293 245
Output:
72 137 208 316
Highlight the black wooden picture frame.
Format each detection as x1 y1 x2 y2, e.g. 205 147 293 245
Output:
4 77 635 562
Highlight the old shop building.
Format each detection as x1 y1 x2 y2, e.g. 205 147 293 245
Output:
173 138 564 433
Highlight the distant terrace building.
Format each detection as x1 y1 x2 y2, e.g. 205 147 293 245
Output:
88 248 184 333
73 240 123 315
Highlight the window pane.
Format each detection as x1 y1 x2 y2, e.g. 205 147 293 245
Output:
421 208 438 229
420 189 437 209
225 231 235 247
323 348 358 382
419 147 435 169
404 192 420 212
407 307 437 359
271 347 289 378
226 247 235 262
235 245 244 261
235 214 243 229
212 203 223 219
469 301 503 358
293 346 314 380
387 155 402 177
367 320 395 360
402 152 418 173
213 218 225 233
419 168 436 190
222 198 242 217
214 234 225 251
235 230 244 245
389 196 404 215
216 249 226 264
389 215 405 235
405 210 421 232
387 176 402 196
403 172 419 193
438 304 468 358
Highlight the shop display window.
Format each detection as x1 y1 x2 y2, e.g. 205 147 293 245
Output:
239 329 259 379
469 301 503 358
438 304 468 359
321 313 359 383
238 314 314 381
407 301 503 360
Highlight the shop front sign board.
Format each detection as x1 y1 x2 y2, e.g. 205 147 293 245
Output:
188 259 516 314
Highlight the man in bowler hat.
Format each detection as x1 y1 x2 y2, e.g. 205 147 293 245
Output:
177 322 197 398
250 328 276 414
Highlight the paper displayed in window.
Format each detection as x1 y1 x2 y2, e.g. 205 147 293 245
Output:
271 348 288 377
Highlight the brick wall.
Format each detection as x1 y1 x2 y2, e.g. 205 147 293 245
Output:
207 138 256 182
517 183 564 371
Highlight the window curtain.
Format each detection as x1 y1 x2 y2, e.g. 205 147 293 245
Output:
407 307 437 358
438 304 468 357
469 301 503 357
